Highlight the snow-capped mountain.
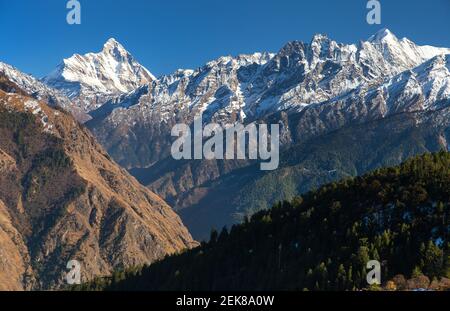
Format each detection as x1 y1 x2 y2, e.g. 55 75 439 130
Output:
76 29 450 212
240 28 450 118
278 53 450 149
73 29 450 130
341 53 450 114
42 38 155 112
366 28 450 74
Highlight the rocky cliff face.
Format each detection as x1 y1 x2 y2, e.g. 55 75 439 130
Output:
0 76 196 290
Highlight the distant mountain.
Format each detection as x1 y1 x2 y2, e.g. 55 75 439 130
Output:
42 38 155 113
48 29 450 127
0 74 195 290
87 29 448 120
77 152 450 291
80 29 450 169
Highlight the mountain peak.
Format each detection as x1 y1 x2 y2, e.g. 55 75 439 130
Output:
104 37 120 46
368 28 397 43
102 38 128 54
43 39 155 111
311 33 329 42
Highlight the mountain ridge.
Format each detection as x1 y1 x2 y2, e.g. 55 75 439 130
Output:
42 29 450 126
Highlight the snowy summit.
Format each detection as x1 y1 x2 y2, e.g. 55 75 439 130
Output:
42 38 155 111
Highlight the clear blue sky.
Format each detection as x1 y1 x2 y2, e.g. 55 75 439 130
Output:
0 0 449 78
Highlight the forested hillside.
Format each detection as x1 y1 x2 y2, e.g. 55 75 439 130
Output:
76 152 450 291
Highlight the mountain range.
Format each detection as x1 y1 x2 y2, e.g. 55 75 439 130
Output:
1 28 450 243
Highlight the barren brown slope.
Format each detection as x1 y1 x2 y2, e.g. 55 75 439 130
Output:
0 199 32 290
0 83 196 290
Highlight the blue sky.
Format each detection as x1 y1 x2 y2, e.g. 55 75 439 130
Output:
0 0 449 78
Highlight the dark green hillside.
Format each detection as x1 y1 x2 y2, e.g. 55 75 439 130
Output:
77 152 450 291
233 111 446 220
